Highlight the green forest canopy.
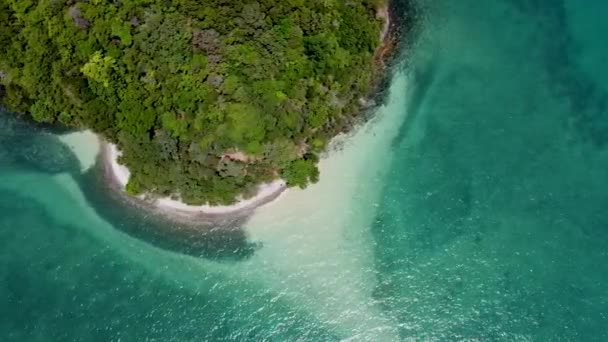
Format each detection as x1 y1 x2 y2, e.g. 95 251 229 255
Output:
0 0 385 205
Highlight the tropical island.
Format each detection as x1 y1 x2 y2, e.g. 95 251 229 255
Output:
0 0 393 207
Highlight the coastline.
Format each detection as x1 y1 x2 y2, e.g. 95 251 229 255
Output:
60 0 403 226
376 0 403 67
100 141 287 223
239 67 411 340
359 0 402 114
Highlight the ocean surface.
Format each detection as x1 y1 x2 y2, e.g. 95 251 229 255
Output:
2 0 608 340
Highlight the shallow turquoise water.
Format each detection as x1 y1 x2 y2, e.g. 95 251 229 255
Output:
372 0 608 339
2 0 608 340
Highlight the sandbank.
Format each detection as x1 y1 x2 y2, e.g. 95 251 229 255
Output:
239 70 410 339
57 130 101 171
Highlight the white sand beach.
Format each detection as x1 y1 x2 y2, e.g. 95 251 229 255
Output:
154 181 286 214
104 141 287 216
106 144 130 187
56 130 285 217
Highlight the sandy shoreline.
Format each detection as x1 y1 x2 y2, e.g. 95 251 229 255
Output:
61 128 376 226
100 141 287 223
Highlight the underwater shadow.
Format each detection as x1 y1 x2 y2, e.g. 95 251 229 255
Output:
76 163 258 261
1 110 257 262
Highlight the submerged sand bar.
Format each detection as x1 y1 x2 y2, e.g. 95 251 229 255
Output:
58 130 101 172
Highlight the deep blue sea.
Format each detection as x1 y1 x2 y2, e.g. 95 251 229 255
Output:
2 0 608 340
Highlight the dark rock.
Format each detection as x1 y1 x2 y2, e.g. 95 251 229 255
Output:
130 16 140 27
193 29 221 55
208 74 224 88
68 6 90 29
207 54 222 66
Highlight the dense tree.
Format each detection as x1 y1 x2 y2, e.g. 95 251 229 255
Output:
0 0 386 205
